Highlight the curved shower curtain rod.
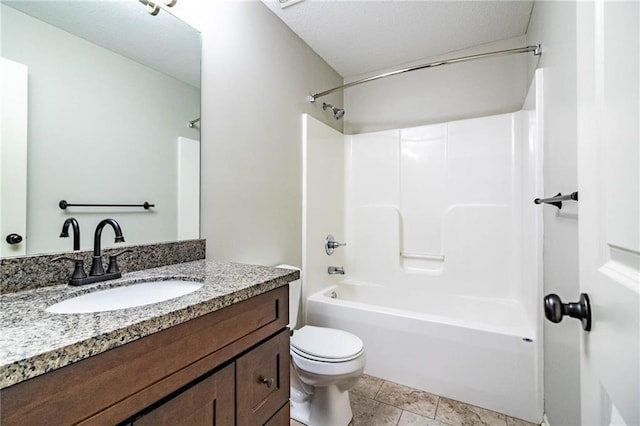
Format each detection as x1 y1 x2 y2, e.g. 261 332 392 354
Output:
308 44 542 103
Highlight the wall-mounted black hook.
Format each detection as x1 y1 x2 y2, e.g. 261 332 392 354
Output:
544 293 591 331
534 192 578 210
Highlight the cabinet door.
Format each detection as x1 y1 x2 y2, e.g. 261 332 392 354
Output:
236 330 290 426
133 363 234 426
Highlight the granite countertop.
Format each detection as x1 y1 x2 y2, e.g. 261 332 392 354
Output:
0 260 299 389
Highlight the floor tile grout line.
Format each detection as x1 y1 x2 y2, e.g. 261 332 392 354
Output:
373 378 385 401
374 380 442 421
434 395 441 419
394 409 403 426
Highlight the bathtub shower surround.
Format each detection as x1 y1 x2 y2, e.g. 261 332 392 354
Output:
303 72 544 423
344 111 537 296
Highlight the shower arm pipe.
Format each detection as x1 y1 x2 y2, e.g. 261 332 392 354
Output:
308 44 542 103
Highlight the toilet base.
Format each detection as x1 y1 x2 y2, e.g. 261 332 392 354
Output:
290 384 353 426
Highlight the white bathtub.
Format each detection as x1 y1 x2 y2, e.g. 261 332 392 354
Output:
305 281 543 423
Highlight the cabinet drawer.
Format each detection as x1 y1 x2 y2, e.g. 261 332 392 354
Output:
236 329 290 426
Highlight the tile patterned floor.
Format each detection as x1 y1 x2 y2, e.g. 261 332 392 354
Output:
290 374 540 426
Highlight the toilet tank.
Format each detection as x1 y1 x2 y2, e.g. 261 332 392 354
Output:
274 264 301 329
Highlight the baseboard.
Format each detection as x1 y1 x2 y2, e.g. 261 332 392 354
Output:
542 413 551 426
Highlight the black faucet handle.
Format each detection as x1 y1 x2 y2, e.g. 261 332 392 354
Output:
52 256 87 280
106 249 133 274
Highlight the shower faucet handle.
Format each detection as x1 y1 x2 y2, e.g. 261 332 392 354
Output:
325 234 346 255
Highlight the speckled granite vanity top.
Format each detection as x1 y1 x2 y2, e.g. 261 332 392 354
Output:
0 260 298 389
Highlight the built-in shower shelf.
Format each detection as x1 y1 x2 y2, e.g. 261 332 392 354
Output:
400 252 445 261
400 252 444 272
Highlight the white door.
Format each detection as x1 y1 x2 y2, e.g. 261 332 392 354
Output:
0 57 28 257
577 1 639 425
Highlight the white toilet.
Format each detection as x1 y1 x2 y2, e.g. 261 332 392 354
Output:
276 265 366 426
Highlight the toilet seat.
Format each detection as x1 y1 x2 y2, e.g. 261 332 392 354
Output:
291 326 364 362
291 346 366 377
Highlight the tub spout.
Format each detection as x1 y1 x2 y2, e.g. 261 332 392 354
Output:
328 266 345 275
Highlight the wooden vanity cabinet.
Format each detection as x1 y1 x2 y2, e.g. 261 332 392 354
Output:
1 286 290 426
130 329 290 426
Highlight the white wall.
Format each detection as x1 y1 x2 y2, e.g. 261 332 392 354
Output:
1 5 200 254
172 1 343 267
344 36 530 135
526 3 582 425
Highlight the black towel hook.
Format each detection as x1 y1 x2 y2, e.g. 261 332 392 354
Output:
533 192 578 210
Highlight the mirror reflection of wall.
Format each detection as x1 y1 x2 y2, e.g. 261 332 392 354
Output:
0 2 201 258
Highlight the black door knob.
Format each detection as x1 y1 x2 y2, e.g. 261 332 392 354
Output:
544 293 591 331
5 233 23 245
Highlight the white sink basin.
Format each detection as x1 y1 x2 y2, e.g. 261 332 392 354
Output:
46 280 203 314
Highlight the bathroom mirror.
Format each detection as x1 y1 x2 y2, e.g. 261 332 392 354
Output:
0 0 201 258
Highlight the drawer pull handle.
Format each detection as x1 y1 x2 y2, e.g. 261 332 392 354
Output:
259 376 274 388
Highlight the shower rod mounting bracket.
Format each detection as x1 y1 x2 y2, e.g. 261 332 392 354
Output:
188 117 200 128
533 44 542 56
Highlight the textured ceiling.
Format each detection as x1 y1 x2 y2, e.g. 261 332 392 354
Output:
261 0 534 77
3 0 201 88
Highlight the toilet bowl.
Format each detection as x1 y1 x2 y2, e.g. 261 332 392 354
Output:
275 265 366 426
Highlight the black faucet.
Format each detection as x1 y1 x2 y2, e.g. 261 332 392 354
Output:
53 218 131 286
90 218 125 276
59 218 81 251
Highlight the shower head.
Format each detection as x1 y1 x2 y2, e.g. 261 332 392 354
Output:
322 102 345 120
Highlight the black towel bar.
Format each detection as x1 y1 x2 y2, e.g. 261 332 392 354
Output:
59 200 154 210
